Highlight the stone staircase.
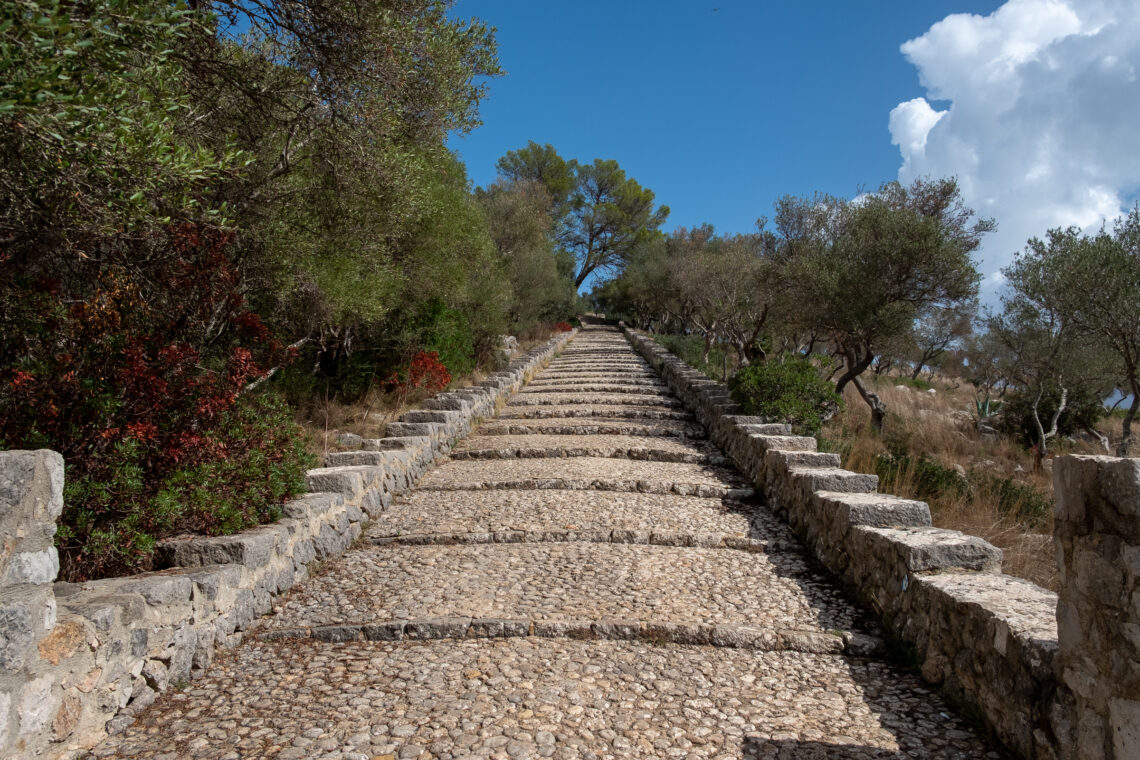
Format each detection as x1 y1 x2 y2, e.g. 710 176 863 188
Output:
87 325 1006 759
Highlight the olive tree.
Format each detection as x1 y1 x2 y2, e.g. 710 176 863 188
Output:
1007 214 1140 456
776 178 991 431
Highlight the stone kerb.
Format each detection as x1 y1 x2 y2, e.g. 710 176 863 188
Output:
619 324 1067 760
0 328 576 760
1053 455 1140 760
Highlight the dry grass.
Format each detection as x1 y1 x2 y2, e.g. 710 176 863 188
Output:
822 375 1120 592
292 328 567 462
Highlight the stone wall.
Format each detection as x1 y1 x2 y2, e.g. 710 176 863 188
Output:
621 326 1075 760
1053 455 1140 759
0 329 575 760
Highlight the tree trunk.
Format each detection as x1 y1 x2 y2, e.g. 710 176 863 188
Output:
837 344 886 432
701 327 716 365
1118 391 1139 457
851 375 888 433
910 362 924 380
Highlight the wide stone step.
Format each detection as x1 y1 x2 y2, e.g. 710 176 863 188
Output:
507 392 682 407
97 638 998 760
368 489 791 541
418 457 748 496
475 417 707 439
520 383 670 395
497 404 695 420
536 368 660 377
452 434 724 464
260 542 872 634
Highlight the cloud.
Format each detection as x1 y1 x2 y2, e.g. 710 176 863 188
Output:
889 0 1140 299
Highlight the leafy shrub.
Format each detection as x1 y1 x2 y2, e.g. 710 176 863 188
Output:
58 395 314 580
655 334 732 379
385 350 451 397
554 321 574 332
873 454 968 502
0 224 313 579
414 300 476 378
728 357 842 435
998 383 1106 447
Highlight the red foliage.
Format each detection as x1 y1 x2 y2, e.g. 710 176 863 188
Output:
553 321 574 332
0 223 298 577
384 350 451 396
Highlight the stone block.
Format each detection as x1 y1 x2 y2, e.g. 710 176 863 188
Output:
115 573 194 607
813 491 932 530
788 467 878 495
305 466 365 498
854 526 1002 573
0 602 34 672
2 548 60 586
156 525 285 569
324 450 386 467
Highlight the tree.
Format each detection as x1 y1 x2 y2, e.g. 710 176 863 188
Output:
910 300 977 379
1004 216 1140 456
478 177 577 332
776 178 991 431
493 145 668 289
495 142 578 210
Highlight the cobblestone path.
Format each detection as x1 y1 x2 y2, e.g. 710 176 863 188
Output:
88 325 1006 759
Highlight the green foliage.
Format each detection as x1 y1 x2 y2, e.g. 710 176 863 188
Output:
728 356 843 435
654 334 733 380
997 383 1106 448
60 394 313 580
975 394 1003 420
0 0 241 246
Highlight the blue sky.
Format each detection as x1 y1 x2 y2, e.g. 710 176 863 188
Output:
449 1 1140 298
449 1 1001 234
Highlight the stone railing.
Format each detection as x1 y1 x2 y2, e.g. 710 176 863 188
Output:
621 325 1138 760
0 329 575 760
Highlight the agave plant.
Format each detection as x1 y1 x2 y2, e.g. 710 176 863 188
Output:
975 394 1003 421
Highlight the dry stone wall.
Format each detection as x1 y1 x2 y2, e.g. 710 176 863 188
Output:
1053 455 1140 759
620 325 1140 760
0 329 575 760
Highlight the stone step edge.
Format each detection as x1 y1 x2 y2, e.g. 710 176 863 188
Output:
367 529 799 552
417 480 753 498
497 408 694 420
451 447 726 465
256 617 882 656
475 424 708 439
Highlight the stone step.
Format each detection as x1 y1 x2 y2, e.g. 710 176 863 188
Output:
520 383 670 395
368 489 791 541
452 434 724 465
101 638 996 760
261 618 868 657
507 393 682 407
475 418 708 439
261 542 873 634
418 456 748 496
496 405 694 420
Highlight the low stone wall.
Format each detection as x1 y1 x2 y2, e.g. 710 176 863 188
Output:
0 329 575 760
621 327 1078 760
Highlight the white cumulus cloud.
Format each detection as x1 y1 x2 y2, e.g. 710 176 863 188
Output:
889 0 1140 299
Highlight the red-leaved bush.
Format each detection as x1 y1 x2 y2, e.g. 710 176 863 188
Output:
384 350 451 399
0 224 313 580
553 321 574 332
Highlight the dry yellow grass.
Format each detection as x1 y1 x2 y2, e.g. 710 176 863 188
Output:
293 329 567 461
822 375 1119 591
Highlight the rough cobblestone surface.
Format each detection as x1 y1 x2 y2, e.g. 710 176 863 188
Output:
87 638 1004 760
368 490 788 540
262 543 871 632
85 323 1007 759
